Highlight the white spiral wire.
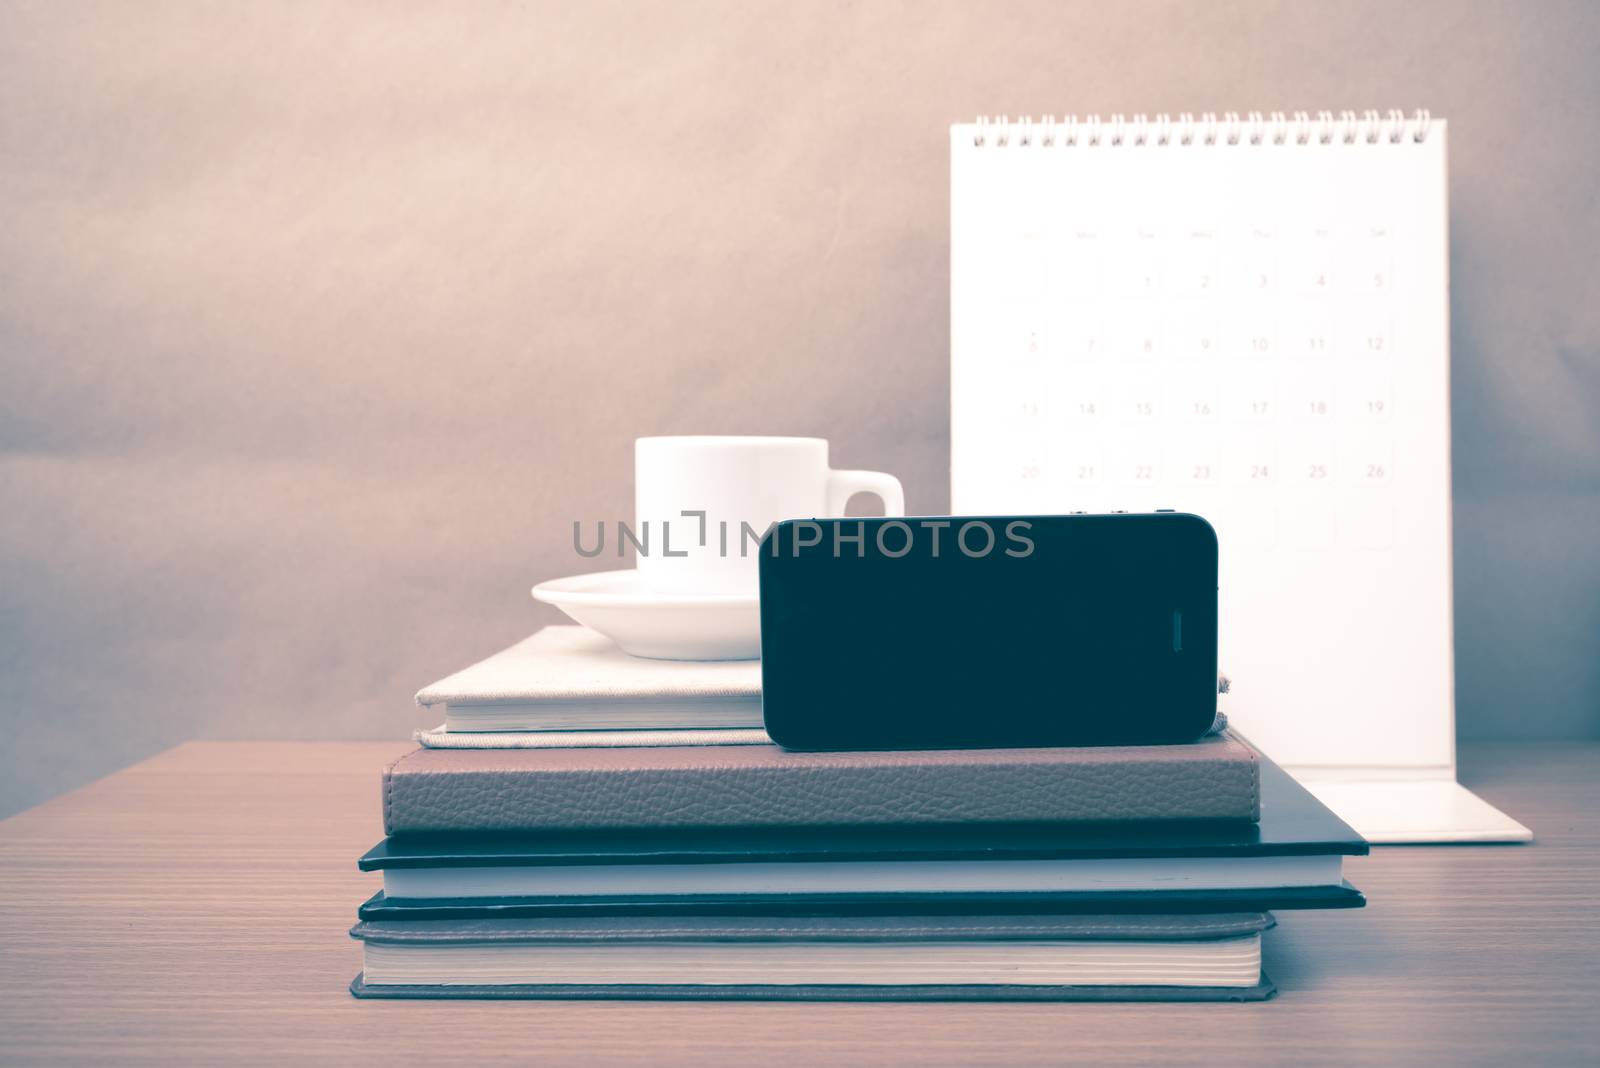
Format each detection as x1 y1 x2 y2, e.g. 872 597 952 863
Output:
972 109 1436 147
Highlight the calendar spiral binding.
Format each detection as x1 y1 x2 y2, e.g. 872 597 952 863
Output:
970 110 1433 148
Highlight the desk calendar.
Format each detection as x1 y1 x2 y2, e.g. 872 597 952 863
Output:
950 111 1527 842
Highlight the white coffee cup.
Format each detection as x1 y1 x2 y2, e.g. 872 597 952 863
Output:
634 436 905 595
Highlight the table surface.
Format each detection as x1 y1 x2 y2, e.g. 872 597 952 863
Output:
0 741 1595 1066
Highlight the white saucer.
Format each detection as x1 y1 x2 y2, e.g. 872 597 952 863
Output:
531 569 760 661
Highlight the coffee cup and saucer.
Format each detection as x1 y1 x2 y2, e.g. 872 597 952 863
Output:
533 436 904 660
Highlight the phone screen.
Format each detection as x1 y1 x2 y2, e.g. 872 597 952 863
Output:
758 513 1218 750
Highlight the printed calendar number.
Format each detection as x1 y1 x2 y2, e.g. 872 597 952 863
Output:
1171 310 1222 358
1169 377 1219 423
1340 371 1393 424
1106 233 1164 299
1284 435 1338 488
1340 434 1394 488
1224 438 1278 487
1117 373 1163 422
1236 228 1277 293
1109 441 1163 487
1288 306 1336 359
1108 311 1163 359
1170 443 1221 487
1237 320 1277 358
1288 370 1337 423
1290 227 1338 296
1057 441 1105 486
1347 302 1393 358
1056 372 1109 423
1347 224 1395 294
1170 230 1220 296
1051 307 1103 361
1224 372 1278 423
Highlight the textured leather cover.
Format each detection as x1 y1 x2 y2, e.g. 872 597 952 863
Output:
357 883 1363 920
381 730 1260 834
365 759 1360 867
347 912 1276 1001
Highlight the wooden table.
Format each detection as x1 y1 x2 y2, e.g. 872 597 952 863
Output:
0 742 1594 1066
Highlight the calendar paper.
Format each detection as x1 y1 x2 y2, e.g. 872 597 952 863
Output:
951 112 1452 771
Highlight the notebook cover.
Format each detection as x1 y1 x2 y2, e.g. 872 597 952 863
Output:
415 626 761 707
380 730 1260 834
352 911 1272 943
412 725 772 749
413 715 1222 749
348 974 1276 1002
367 759 1353 867
347 912 1275 1002
357 882 1363 920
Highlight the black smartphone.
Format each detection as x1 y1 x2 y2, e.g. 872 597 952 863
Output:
758 512 1218 751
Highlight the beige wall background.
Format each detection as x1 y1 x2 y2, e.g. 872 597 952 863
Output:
3 0 1598 816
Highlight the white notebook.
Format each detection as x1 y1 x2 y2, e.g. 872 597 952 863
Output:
360 935 1262 989
950 111 1526 843
415 626 763 733
352 914 1273 996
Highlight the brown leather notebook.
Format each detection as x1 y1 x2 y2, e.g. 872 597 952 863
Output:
381 731 1259 834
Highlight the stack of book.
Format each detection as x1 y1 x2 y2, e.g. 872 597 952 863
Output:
349 626 1365 1001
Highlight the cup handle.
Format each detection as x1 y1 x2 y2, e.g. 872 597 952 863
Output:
825 470 906 517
